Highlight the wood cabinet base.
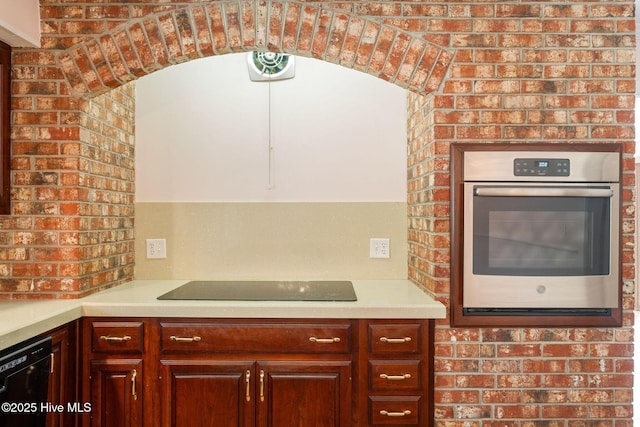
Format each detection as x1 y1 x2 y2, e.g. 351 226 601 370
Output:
81 317 434 427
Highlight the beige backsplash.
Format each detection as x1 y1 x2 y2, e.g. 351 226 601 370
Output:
135 202 408 280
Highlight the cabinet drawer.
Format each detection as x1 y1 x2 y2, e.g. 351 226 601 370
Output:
91 321 144 354
369 324 421 354
369 360 421 392
160 322 352 354
369 396 421 425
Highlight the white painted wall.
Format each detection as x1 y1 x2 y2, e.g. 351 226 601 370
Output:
0 0 41 47
135 53 408 202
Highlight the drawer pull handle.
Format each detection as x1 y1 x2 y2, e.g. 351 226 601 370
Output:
170 335 202 342
100 335 132 342
309 337 341 344
380 336 411 344
379 373 412 381
380 410 411 417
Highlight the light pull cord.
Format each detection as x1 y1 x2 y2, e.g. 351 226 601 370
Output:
267 76 275 190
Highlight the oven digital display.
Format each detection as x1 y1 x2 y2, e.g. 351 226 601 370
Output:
514 158 570 176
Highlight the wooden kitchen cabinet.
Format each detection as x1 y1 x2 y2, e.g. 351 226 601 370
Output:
81 319 146 427
358 320 433 426
160 360 351 427
81 317 433 427
258 360 352 427
158 319 353 427
160 360 254 427
89 359 143 427
45 321 79 427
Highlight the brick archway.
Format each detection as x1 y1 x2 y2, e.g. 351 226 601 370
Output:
57 3 453 97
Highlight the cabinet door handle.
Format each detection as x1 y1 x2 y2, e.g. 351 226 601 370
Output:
50 352 54 374
131 369 138 401
245 370 251 402
379 336 411 344
259 370 265 402
100 335 132 342
379 410 411 417
309 337 341 344
169 335 202 342
379 373 412 380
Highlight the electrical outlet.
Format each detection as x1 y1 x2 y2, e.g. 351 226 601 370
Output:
370 238 390 259
146 239 167 259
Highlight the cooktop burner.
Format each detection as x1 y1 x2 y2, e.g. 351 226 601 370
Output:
157 280 357 302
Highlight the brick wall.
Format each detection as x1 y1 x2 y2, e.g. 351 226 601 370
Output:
9 58 135 297
77 85 135 292
4 0 636 425
407 87 635 424
403 1 636 423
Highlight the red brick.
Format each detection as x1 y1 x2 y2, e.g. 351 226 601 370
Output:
326 13 349 62
99 34 129 82
157 13 183 61
113 29 145 78
174 9 198 59
297 6 318 53
311 9 333 58
369 26 395 74
191 6 214 55
282 2 301 52
482 390 521 403
409 44 440 90
436 389 481 404
495 404 539 419
141 17 168 65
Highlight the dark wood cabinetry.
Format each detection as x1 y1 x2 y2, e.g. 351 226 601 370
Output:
160 360 254 427
81 317 434 427
158 319 353 427
81 320 146 427
358 320 433 426
0 41 10 214
89 359 143 427
46 321 79 427
160 360 351 427
258 361 351 427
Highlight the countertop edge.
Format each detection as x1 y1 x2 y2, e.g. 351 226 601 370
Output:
0 305 82 351
0 280 446 350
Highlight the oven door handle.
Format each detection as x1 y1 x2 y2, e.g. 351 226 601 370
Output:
474 187 614 198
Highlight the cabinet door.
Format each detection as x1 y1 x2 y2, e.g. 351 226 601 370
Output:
257 361 352 427
47 322 77 427
89 359 143 427
160 360 254 427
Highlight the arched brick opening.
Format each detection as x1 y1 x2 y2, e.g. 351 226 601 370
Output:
56 3 452 97
25 2 452 298
5 2 452 298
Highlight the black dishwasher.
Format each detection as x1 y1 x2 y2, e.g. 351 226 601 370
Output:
0 336 52 427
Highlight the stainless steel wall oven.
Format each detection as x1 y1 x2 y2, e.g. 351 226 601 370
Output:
450 144 623 327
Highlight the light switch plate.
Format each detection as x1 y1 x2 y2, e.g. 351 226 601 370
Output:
146 239 167 259
370 238 390 258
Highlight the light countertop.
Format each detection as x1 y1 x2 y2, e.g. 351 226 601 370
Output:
0 280 446 350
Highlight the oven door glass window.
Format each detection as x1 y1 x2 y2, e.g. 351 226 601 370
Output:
472 187 611 276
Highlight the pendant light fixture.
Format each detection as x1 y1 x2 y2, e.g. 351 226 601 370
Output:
247 52 296 190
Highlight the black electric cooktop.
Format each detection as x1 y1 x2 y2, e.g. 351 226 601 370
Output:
157 280 357 302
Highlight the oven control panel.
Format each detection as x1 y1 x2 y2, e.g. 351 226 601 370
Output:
514 158 570 176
